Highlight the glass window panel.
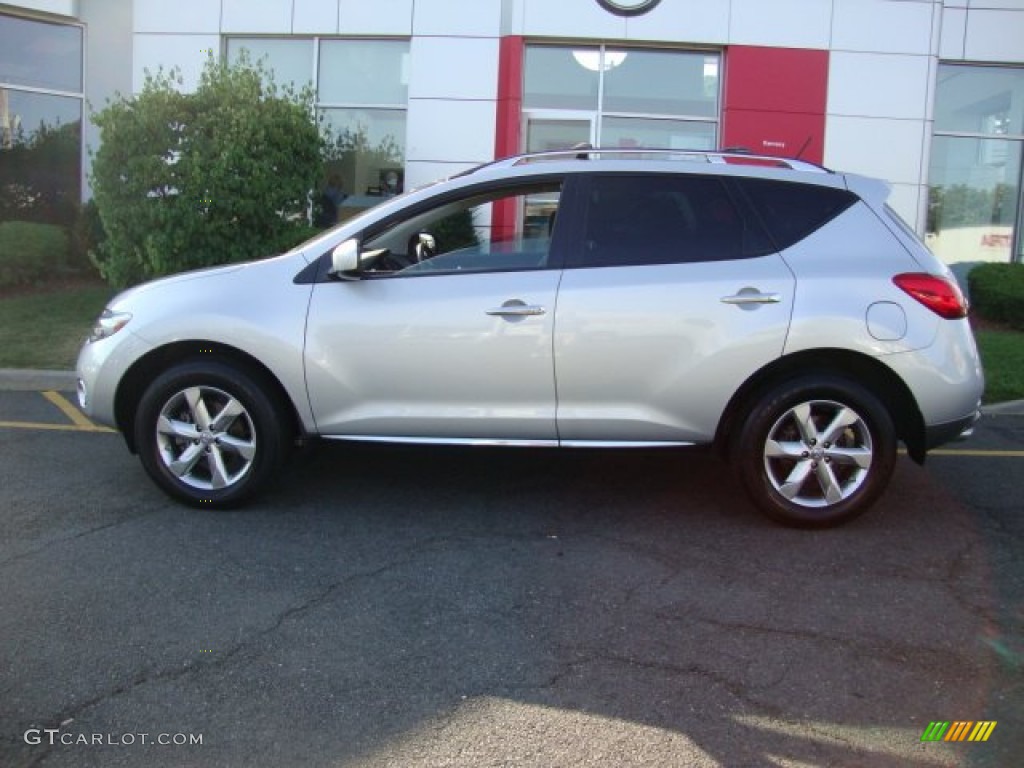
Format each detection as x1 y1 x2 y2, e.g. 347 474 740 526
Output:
523 47 600 111
363 183 562 275
927 135 1021 264
580 175 751 266
739 178 857 252
601 116 716 151
0 89 81 226
319 108 406 221
935 64 1024 137
226 38 314 93
318 40 409 106
603 50 718 118
526 119 592 152
0 14 82 93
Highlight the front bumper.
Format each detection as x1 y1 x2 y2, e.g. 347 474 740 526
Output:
75 329 155 431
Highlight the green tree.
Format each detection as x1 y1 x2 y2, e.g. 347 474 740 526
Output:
90 53 323 288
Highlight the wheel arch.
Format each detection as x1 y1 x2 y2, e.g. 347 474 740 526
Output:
114 341 306 454
714 348 926 463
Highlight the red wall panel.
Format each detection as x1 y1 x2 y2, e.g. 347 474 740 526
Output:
723 46 829 165
494 35 524 160
493 35 525 241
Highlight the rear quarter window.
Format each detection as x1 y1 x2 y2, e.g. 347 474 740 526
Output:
738 178 858 251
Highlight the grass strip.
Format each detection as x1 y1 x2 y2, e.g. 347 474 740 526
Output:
976 329 1024 405
0 283 114 370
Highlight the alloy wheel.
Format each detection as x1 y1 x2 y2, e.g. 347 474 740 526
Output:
155 385 257 491
762 399 873 508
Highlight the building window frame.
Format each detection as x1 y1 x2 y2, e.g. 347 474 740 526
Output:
521 43 721 153
0 9 86 224
929 62 1024 265
224 35 410 220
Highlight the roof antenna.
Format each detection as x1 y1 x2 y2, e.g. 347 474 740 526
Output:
795 135 812 161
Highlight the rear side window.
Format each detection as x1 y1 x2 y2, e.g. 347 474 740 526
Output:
738 178 858 251
576 174 773 268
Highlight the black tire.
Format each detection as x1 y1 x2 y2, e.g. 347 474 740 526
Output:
733 375 897 528
134 361 288 508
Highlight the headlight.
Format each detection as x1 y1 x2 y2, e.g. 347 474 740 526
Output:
88 309 133 343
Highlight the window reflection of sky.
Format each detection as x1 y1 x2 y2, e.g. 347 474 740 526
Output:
0 14 83 93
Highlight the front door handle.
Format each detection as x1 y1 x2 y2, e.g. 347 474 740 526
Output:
487 300 546 317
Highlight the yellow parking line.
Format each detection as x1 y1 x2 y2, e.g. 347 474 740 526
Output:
0 420 114 433
0 390 117 433
928 448 1024 458
898 447 1024 458
42 390 98 429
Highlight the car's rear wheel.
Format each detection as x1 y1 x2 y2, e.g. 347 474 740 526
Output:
734 376 896 528
134 361 287 508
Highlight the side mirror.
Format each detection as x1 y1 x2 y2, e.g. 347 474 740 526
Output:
415 232 436 262
328 238 360 279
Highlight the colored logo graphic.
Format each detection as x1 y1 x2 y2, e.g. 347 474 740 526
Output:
921 721 997 742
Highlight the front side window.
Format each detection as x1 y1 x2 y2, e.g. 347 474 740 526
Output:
577 174 765 267
361 183 563 276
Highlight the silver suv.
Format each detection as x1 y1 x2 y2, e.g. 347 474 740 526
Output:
77 149 984 527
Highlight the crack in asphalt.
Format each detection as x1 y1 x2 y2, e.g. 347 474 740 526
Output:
661 613 988 681
16 542 436 767
0 509 161 571
541 650 783 714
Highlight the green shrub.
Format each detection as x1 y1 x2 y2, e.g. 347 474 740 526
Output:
0 221 71 288
90 52 323 288
969 262 1024 330
279 224 321 251
432 209 480 253
71 199 106 271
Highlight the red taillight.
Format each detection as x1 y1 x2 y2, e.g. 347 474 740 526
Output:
893 273 968 319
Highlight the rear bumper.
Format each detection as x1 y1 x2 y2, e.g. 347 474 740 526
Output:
925 408 981 450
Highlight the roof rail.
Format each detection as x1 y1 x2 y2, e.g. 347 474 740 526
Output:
464 147 831 175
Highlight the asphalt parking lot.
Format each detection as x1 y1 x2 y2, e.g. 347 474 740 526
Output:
1 388 1022 767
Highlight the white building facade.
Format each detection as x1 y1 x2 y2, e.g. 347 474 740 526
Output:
2 0 1022 267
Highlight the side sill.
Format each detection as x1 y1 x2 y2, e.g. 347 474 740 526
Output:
322 435 696 449
559 440 696 448
322 435 559 448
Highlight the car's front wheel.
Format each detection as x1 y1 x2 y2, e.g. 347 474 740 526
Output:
134 361 287 508
734 376 897 528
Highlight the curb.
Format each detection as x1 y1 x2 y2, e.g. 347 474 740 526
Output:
0 368 1023 415
981 400 1024 416
0 369 78 392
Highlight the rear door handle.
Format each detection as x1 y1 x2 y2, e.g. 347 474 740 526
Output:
720 291 782 305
